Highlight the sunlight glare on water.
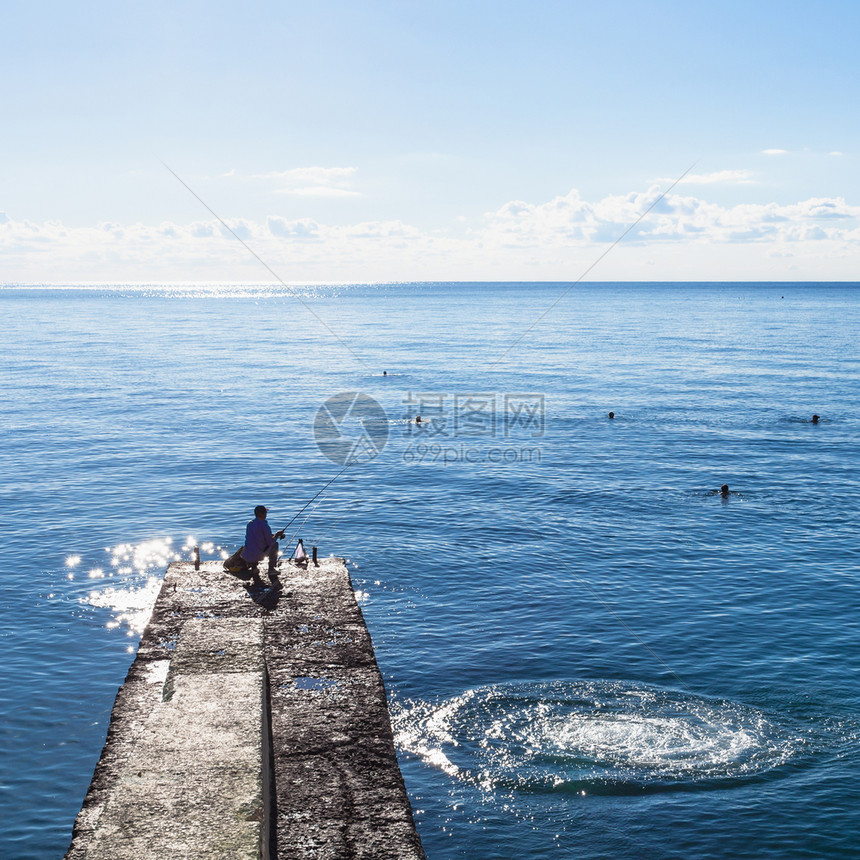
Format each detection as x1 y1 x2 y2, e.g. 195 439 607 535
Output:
85 578 163 637
81 537 182 636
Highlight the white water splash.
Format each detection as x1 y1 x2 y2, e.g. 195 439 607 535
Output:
393 680 803 792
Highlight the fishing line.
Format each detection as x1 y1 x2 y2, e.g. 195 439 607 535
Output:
282 494 330 556
276 443 387 557
161 161 372 373
165 153 698 667
162 161 386 530
276 458 358 537
448 162 700 682
487 161 698 370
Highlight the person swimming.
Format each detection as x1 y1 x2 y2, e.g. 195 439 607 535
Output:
608 411 615 419
720 483 730 498
812 414 820 424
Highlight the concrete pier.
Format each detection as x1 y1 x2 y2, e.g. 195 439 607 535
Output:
66 557 426 860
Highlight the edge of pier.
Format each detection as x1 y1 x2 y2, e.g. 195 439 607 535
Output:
65 557 426 860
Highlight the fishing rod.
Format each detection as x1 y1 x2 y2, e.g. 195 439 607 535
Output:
274 457 358 540
282 495 327 553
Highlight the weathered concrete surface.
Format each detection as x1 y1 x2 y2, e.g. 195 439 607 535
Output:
67 613 267 860
66 558 425 860
265 562 425 860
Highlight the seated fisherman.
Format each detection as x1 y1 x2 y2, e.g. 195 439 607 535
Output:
241 505 284 584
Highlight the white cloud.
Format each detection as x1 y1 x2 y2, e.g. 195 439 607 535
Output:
475 186 860 259
677 169 756 185
263 167 355 183
279 186 361 198
792 197 858 219
218 219 254 241
2 184 860 282
762 148 788 156
267 216 321 239
190 221 216 238
256 166 360 197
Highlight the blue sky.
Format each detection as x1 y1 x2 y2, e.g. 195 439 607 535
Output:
2 0 859 281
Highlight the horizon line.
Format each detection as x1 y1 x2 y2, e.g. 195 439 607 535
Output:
2 279 860 289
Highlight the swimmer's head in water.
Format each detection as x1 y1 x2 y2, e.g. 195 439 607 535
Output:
812 414 820 423
720 484 729 496
608 411 615 419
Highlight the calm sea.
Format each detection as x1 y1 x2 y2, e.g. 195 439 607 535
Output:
1 282 859 859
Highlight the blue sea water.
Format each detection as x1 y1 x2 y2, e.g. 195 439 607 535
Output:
1 281 859 858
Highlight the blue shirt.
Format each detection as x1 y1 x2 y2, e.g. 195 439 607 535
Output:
243 517 276 563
